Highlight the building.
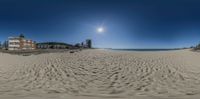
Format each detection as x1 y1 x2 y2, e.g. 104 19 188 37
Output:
8 34 36 50
86 39 92 48
36 42 73 49
76 39 92 48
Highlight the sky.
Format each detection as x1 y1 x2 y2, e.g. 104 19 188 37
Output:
0 0 200 49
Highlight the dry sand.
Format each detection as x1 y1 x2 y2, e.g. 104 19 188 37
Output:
0 49 200 99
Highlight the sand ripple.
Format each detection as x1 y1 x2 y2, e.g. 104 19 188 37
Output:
0 49 200 98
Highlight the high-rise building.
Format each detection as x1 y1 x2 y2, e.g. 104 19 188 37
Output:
86 39 92 48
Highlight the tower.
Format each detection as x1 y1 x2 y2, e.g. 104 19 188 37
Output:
86 39 92 48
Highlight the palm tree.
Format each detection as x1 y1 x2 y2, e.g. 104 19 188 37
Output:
2 41 8 50
19 34 25 38
0 41 1 49
197 43 200 49
194 42 200 50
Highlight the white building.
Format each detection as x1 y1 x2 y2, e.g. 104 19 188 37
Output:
8 34 36 50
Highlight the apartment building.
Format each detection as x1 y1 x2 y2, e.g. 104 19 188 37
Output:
8 34 36 50
36 42 72 49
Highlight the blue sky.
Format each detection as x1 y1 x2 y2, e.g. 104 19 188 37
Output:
0 0 200 48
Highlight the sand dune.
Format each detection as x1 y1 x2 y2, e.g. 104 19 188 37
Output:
0 49 200 99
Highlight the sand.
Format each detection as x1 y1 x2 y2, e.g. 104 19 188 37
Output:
0 49 200 99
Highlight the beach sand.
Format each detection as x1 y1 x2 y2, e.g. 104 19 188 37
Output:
0 49 200 99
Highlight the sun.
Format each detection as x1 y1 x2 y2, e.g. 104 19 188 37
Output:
97 27 104 33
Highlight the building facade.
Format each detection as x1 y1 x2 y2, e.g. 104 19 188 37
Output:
77 39 92 48
36 42 72 49
8 35 36 50
86 39 92 48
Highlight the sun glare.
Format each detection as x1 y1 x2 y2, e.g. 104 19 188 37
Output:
97 27 104 33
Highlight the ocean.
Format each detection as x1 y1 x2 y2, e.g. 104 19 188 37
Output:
110 49 181 51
